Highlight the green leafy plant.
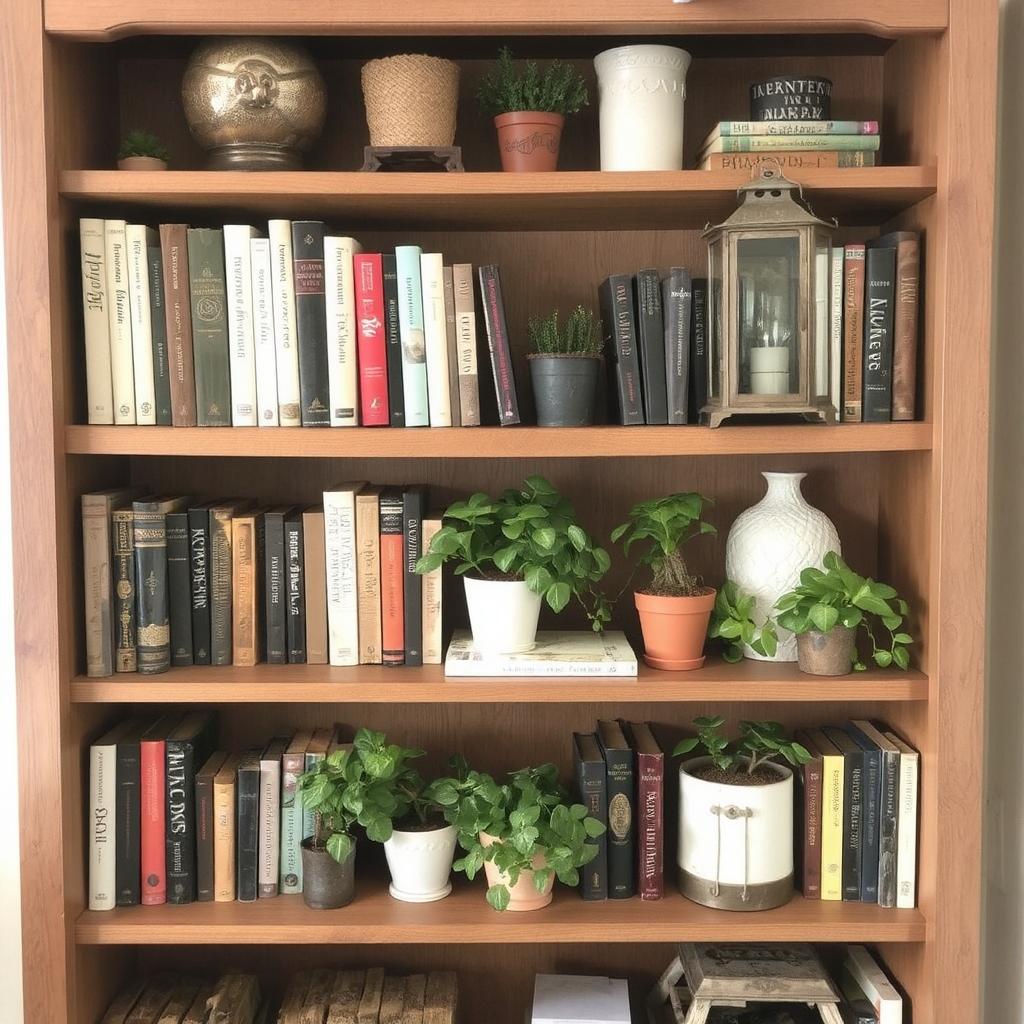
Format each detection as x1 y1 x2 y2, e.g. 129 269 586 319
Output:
441 759 605 911
477 47 589 117
528 306 602 356
610 492 716 597
414 475 612 630
774 551 914 671
708 580 778 662
117 129 169 162
672 716 811 776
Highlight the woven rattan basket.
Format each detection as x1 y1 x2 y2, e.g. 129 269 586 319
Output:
361 54 460 147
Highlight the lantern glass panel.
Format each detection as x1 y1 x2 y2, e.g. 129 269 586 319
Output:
708 236 723 402
814 230 832 403
736 234 800 397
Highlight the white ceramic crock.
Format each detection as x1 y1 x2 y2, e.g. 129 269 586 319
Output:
463 577 542 654
383 823 457 903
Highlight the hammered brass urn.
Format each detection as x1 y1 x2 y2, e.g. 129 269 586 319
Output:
181 37 327 170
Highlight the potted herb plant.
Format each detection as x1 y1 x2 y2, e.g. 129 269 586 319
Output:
444 760 605 911
611 491 717 670
116 130 169 171
708 580 779 663
415 475 611 654
477 47 588 172
673 716 811 911
774 551 914 676
527 306 603 427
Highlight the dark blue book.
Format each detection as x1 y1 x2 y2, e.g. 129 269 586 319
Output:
845 723 882 902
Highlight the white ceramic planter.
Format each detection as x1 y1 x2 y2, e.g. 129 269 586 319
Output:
383 823 457 903
677 757 794 911
594 45 692 171
725 471 840 662
463 577 542 654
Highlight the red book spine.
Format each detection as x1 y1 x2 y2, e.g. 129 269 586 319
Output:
140 738 166 905
636 750 663 900
354 253 389 427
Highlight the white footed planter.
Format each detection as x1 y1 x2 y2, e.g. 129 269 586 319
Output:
594 44 692 171
725 471 840 662
677 757 794 911
463 577 542 654
383 823 457 903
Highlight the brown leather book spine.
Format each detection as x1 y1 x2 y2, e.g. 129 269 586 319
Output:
231 512 264 667
842 245 866 421
891 236 921 421
302 508 328 665
159 224 197 426
796 730 824 900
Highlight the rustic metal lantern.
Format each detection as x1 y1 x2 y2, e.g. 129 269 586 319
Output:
701 163 837 427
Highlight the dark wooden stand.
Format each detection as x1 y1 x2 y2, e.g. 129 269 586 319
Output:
361 146 464 172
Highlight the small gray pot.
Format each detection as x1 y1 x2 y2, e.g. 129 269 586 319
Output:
301 837 356 910
796 625 856 676
528 354 601 427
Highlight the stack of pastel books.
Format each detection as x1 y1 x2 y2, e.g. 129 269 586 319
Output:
696 120 881 171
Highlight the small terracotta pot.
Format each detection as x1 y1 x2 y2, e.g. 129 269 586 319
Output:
635 587 716 671
116 156 168 171
479 832 554 911
300 837 356 910
494 112 564 172
796 625 856 676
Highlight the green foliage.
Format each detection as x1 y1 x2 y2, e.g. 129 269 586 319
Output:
708 580 778 662
611 492 716 598
441 758 605 911
117 129 169 162
414 475 612 630
528 306 602 356
672 716 812 777
774 551 914 671
477 47 589 117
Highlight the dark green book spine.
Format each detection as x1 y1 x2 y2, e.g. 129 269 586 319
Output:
264 510 288 665
210 510 234 666
382 254 405 427
115 733 141 906
147 243 173 425
600 745 635 899
634 269 668 425
236 753 261 902
285 513 306 663
167 511 193 667
573 735 608 901
187 228 232 427
133 500 171 675
292 221 330 427
402 486 424 667
188 507 211 665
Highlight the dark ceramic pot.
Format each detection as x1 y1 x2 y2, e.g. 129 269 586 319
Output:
749 75 832 121
301 837 356 909
796 625 856 676
528 354 601 426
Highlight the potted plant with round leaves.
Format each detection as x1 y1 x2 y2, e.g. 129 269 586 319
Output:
611 492 717 670
117 129 170 171
477 47 588 172
774 551 914 676
415 475 611 654
527 306 603 427
672 716 811 911
708 580 779 663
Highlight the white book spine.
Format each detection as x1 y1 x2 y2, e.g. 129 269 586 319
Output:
395 244 429 426
125 224 157 424
224 225 259 426
421 517 443 664
258 757 281 896
814 246 830 401
830 245 845 416
79 219 114 424
88 741 117 911
324 488 360 666
895 748 919 909
250 238 279 427
105 220 135 424
324 236 362 427
845 946 903 1024
267 220 302 427
420 252 453 427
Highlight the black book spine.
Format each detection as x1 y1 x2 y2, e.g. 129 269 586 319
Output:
195 768 216 902
188 507 212 665
285 514 306 663
402 486 424 667
689 277 708 423
147 244 173 426
602 748 635 898
236 757 261 902
115 737 141 906
877 747 901 908
167 512 193 667
599 274 644 425
477 265 520 426
837 746 864 901
661 269 692 425
264 511 288 664
857 744 881 902
133 502 171 675
382 254 405 428
165 739 197 904
862 245 896 422
574 741 608 901
634 270 667 424
292 221 330 426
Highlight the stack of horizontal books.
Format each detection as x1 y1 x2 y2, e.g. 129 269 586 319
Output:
696 120 881 171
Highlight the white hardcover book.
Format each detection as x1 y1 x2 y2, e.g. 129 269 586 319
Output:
88 723 127 911
104 220 135 424
814 245 830 401
79 219 115 424
420 252 453 427
258 738 287 898
445 630 638 678
531 974 631 1024
395 244 429 426
268 220 302 426
844 946 903 1024
324 483 365 666
886 731 920 909
249 238 279 426
224 224 261 426
324 235 363 427
125 224 158 424
830 245 845 416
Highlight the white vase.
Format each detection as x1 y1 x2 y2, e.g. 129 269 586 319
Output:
677 757 794 911
725 471 840 662
383 823 457 903
463 577 542 654
594 45 692 171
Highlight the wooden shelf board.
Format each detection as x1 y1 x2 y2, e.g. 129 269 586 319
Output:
75 884 926 945
65 423 932 459
58 168 937 231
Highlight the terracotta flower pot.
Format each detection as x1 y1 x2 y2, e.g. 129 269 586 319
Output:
479 832 554 911
116 156 167 171
635 587 716 671
494 112 564 172
300 837 356 910
796 625 856 676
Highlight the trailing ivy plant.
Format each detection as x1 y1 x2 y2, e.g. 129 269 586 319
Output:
477 47 589 117
708 580 778 662
528 306 602 356
117 129 169 162
672 716 811 777
774 551 914 671
414 475 612 630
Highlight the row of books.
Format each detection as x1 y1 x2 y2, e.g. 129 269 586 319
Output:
796 721 919 909
81 484 442 677
697 119 881 171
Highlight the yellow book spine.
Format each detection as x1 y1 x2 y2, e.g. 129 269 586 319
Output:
820 752 845 901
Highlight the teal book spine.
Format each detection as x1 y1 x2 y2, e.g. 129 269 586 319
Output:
705 134 882 153
394 245 429 427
